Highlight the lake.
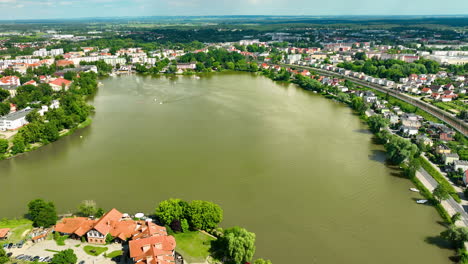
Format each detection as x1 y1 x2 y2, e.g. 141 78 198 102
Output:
0 72 452 263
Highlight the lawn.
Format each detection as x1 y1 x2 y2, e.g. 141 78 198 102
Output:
173 231 215 263
105 250 123 258
83 245 108 256
0 218 33 243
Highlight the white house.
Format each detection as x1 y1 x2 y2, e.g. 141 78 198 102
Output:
0 107 33 131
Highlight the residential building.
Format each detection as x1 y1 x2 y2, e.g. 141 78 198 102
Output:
436 144 451 154
0 228 10 240
129 235 176 264
454 160 468 172
443 153 460 165
48 78 72 91
176 63 196 70
0 107 33 131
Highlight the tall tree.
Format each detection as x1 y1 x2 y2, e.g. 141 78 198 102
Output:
384 135 418 165
27 199 58 227
188 200 223 230
155 199 189 225
367 115 389 134
77 200 97 217
433 184 451 203
50 249 77 264
0 139 8 154
217 227 256 264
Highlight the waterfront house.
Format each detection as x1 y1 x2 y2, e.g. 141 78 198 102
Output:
55 208 174 248
176 63 196 70
129 235 176 264
0 107 33 131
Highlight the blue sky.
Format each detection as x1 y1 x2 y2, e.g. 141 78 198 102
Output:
0 0 467 20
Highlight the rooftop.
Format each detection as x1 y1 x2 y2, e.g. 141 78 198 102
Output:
0 107 33 121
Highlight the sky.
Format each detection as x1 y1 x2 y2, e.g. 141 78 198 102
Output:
0 0 467 20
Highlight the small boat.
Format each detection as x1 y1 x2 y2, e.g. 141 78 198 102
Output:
409 188 420 192
416 200 428 204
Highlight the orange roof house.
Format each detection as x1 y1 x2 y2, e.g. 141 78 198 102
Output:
48 78 72 91
56 60 74 67
54 207 176 254
54 217 95 237
0 228 10 239
129 235 176 264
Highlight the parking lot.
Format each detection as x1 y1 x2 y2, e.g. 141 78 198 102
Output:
5 239 126 264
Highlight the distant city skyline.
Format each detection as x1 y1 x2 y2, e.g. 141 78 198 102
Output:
0 0 467 20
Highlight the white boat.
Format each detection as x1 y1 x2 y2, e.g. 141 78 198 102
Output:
409 188 420 192
416 200 428 204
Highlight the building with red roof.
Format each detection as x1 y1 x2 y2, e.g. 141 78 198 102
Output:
54 208 175 253
129 235 176 264
0 228 10 239
56 60 74 67
48 78 72 91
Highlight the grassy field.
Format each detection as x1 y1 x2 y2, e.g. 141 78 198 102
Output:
105 250 123 258
173 231 215 263
0 218 33 244
83 245 108 256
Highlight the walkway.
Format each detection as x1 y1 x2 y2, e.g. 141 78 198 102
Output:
416 168 468 227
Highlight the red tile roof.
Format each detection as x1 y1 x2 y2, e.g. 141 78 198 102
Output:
129 235 176 264
0 228 10 238
49 78 72 87
54 217 95 236
93 208 123 235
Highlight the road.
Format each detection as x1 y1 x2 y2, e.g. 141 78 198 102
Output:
281 64 468 136
417 167 468 226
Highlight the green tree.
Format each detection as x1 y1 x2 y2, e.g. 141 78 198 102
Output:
0 248 9 264
451 212 461 224
105 233 114 244
216 227 255 264
77 200 97 217
0 89 9 102
0 139 8 154
181 218 189 233
0 102 9 116
188 200 223 230
440 226 468 248
11 134 26 154
384 135 418 165
367 115 389 134
50 249 77 264
95 208 105 218
155 199 189 225
27 198 58 227
42 122 59 142
63 71 77 81
254 259 272 264
433 184 451 203
26 110 41 123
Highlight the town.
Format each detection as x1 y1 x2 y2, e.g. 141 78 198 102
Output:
0 16 467 264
